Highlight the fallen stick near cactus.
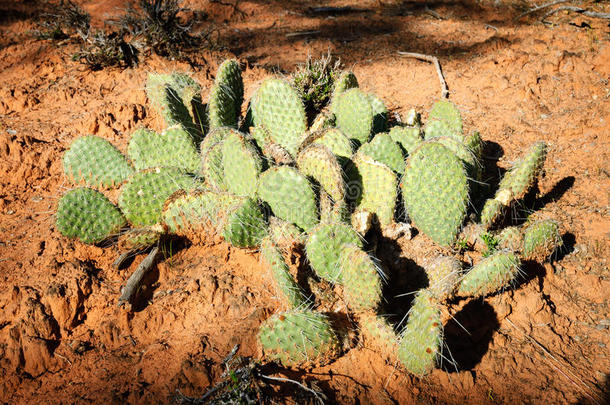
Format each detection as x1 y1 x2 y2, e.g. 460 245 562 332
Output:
118 246 160 308
397 51 449 98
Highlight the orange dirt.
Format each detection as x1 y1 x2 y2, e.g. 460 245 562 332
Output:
0 0 609 404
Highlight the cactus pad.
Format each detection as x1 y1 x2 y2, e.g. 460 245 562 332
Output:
63 135 134 187
332 71 358 96
297 144 345 202
458 250 521 297
522 220 562 261
367 93 388 135
208 59 243 129
118 227 162 251
261 238 308 309
359 133 406 174
425 256 462 300
258 310 340 367
200 128 230 191
401 142 469 246
352 153 398 227
128 126 199 173
333 88 374 145
258 166 319 231
424 100 463 141
56 187 126 244
306 223 362 283
119 167 198 227
397 289 443 377
268 217 305 248
251 78 307 157
359 313 398 361
497 141 547 203
339 244 384 311
222 131 263 198
497 226 523 252
312 128 354 159
389 126 422 156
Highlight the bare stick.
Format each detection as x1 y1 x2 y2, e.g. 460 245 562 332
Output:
541 6 610 21
286 30 321 38
514 0 570 20
118 247 159 307
397 51 449 99
260 374 326 405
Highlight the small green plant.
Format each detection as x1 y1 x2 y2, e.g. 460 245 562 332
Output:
480 232 499 257
292 51 341 123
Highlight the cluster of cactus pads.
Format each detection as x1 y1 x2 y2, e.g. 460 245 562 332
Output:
56 59 563 376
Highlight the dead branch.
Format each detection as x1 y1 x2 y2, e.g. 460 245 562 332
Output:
514 0 570 20
118 246 159 308
397 51 449 99
260 374 327 405
541 6 610 21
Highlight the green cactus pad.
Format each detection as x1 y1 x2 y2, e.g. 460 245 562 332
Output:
63 135 134 187
425 256 462 300
309 111 336 133
258 310 340 367
258 166 319 231
435 136 480 180
388 126 422 156
367 93 388 135
480 198 504 229
297 144 345 202
200 128 231 191
332 71 358 96
497 141 548 203
458 250 521 297
339 244 384 311
522 220 562 261
333 88 374 145
312 128 354 160
56 187 126 244
162 190 266 248
465 131 484 160
146 72 204 141
251 78 307 157
358 133 406 174
319 190 349 225
397 289 443 377
268 216 305 248
119 168 199 227
497 226 523 252
261 238 308 309
128 126 199 173
208 59 243 129
401 142 469 246
359 313 398 361
222 131 263 198
424 100 463 142
306 223 363 283
118 227 162 251
352 153 397 227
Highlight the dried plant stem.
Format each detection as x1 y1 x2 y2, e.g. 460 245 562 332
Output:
118 246 159 307
541 6 610 21
397 51 449 99
514 0 570 20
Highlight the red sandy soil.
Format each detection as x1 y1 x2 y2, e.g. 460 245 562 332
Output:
0 0 609 403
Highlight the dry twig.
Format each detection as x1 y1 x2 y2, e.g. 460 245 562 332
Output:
541 6 610 21
514 0 570 20
260 374 327 405
397 51 449 99
118 246 159 307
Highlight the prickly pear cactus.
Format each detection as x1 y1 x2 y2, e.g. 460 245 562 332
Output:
402 142 469 246
458 250 521 297
258 310 340 367
208 59 243 129
359 132 405 174
63 135 134 187
128 126 199 173
333 88 374 145
251 78 307 157
257 166 318 231
522 220 562 261
388 125 422 156
260 238 308 309
425 256 462 300
339 244 384 311
119 167 198 227
312 128 354 159
306 223 362 283
221 130 263 198
56 187 126 244
424 99 463 141
297 144 345 202
397 289 443 376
